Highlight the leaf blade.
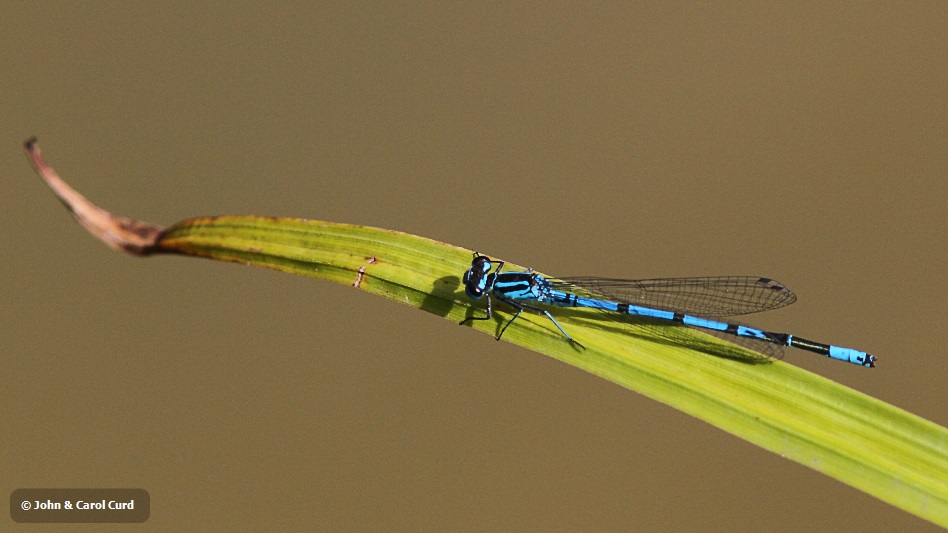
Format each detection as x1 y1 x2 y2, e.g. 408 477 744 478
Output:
27 141 948 526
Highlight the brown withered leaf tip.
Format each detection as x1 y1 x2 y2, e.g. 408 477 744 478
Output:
24 138 166 255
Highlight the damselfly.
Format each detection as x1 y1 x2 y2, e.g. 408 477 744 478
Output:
459 253 875 367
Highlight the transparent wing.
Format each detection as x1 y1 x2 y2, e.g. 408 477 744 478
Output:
552 276 797 318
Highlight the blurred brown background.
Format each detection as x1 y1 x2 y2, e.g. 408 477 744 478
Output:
2 2 945 531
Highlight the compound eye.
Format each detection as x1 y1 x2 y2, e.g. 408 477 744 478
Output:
473 255 492 273
462 270 471 284
465 286 484 299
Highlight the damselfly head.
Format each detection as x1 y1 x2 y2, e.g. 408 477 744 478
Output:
471 254 492 272
463 254 493 299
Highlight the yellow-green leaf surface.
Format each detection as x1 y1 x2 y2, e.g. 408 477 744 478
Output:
26 141 948 526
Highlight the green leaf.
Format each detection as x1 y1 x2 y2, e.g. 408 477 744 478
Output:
26 140 948 527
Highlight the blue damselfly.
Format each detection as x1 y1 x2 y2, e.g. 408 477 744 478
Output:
459 253 875 367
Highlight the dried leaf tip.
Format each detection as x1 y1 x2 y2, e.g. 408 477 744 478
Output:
24 139 166 255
